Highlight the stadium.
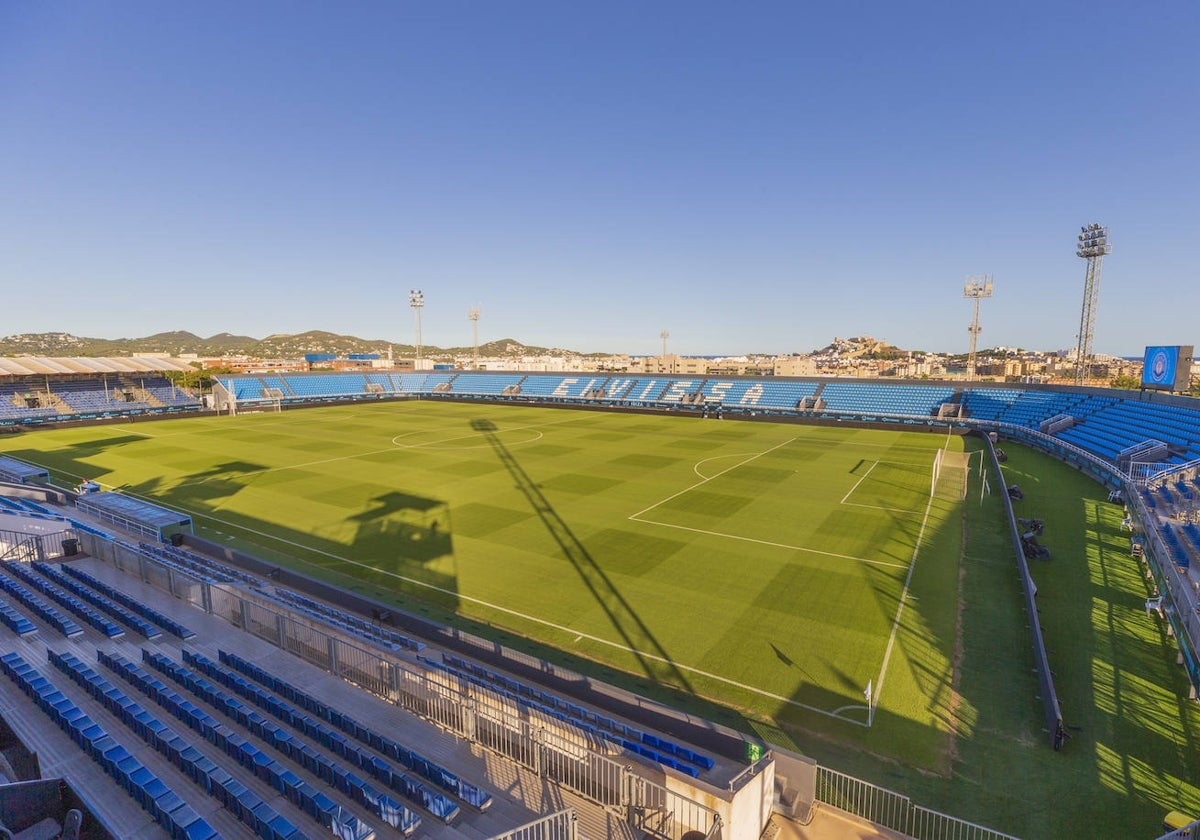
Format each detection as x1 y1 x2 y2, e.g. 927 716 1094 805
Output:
0 359 1198 840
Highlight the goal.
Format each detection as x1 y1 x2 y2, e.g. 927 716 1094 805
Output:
931 448 971 500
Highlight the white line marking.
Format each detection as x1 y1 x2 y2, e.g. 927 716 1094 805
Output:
869 456 940 722
391 428 544 451
633 440 908 569
628 517 909 570
831 703 871 720
841 502 924 514
628 437 797 521
840 460 879 504
692 452 768 480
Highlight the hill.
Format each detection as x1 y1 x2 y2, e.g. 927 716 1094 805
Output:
0 331 585 359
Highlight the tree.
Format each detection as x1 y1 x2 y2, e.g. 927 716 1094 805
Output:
164 364 235 392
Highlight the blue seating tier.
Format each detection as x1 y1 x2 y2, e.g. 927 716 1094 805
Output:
445 373 524 395
270 589 423 652
31 561 161 640
0 567 84 638
0 562 124 638
1 651 224 840
98 650 379 839
427 654 713 776
213 649 490 813
0 596 37 636
59 562 195 640
137 649 416 835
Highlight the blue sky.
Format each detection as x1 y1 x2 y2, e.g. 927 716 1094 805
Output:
2 1 1196 357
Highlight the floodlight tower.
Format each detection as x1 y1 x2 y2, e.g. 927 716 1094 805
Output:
660 330 670 373
468 305 481 369
963 274 993 382
1074 224 1112 385
409 289 425 363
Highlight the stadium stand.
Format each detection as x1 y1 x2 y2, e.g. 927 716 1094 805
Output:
269 589 424 653
425 653 714 777
152 649 451 826
130 649 413 835
390 373 429 393
818 382 956 418
138 542 261 588
512 375 606 400
30 561 161 640
0 562 125 639
442 373 524 395
0 652 223 840
284 374 364 399
0 597 37 637
58 563 196 641
608 377 668 403
0 570 84 638
211 649 491 815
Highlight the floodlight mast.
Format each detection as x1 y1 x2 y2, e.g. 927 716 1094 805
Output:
660 330 671 373
963 275 993 382
409 290 425 363
468 305 481 369
1074 224 1111 386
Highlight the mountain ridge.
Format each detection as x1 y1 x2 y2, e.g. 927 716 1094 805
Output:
0 331 578 359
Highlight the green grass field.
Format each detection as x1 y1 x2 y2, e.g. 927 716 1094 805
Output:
2 401 1197 839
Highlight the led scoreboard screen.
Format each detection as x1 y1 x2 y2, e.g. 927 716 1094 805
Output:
1141 345 1193 392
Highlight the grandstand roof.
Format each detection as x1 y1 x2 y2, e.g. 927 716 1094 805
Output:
0 455 50 484
0 356 197 377
75 491 193 540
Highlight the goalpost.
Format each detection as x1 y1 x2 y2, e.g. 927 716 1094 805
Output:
932 447 971 500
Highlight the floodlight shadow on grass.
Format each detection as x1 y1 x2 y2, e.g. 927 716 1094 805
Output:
349 490 453 565
471 416 697 694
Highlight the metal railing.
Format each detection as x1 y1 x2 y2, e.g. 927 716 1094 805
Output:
489 809 579 840
814 767 1019 840
0 528 77 562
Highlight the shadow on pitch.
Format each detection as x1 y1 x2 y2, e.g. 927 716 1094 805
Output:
471 417 696 694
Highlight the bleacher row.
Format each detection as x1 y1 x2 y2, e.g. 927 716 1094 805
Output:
0 651 226 840
0 496 58 517
127 540 432 657
31 561 163 640
59 562 197 640
426 654 714 778
0 596 37 636
270 588 424 653
127 649 410 837
212 648 492 814
138 542 258 588
0 376 200 425
71 648 328 840
0 561 125 639
0 565 84 638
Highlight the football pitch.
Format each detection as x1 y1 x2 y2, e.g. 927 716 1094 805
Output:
0 401 969 762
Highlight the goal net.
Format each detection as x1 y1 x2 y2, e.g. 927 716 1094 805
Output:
932 448 971 500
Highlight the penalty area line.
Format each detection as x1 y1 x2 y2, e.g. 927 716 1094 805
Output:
840 460 879 504
627 517 909 570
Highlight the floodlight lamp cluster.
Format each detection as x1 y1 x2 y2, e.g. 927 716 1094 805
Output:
963 275 993 297
1076 224 1111 258
409 289 425 308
